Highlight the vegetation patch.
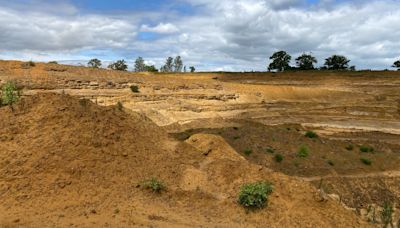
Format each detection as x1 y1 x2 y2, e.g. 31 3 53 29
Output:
327 160 335 166
381 202 394 228
142 178 165 193
244 149 253 156
304 131 318 139
1 81 21 107
274 154 283 163
345 144 354 151
360 158 372 166
130 85 140 93
238 181 273 209
359 145 374 153
265 147 275 154
297 144 310 158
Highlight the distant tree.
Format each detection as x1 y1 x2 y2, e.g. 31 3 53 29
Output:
161 57 174 72
189 66 196 72
173 56 183 72
108 60 128 71
295 53 317 70
134 57 146 72
184 66 187 73
144 65 158 72
48 61 58 64
268 51 291 72
392 60 400 70
324 55 350 70
88 59 102 68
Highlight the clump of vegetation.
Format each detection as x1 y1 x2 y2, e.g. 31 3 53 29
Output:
327 160 334 166
274 154 283 163
1 81 21 108
108 60 128 71
233 136 240 140
130 85 140 93
297 144 310 158
117 101 123 110
88 58 102 68
381 202 394 228
305 131 318 139
142 178 165 193
360 158 372 166
359 145 374 153
21 61 35 69
238 181 273 209
345 144 354 151
265 147 275 154
48 61 58 64
233 127 239 130
244 149 253 156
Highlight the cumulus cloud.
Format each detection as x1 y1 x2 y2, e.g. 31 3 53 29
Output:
0 0 400 71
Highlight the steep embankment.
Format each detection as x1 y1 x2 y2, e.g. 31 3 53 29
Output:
0 94 370 227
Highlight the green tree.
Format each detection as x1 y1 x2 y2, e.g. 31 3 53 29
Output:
324 55 350 70
295 53 317 70
392 60 400 70
161 57 174 72
108 60 128 71
134 57 146 72
268 51 291 72
189 66 196 72
88 58 102 68
144 65 158 72
173 56 183 72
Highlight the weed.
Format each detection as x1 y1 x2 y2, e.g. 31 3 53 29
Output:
345 144 354 151
327 160 334 166
297 144 310 158
305 131 318 138
142 178 165 193
79 99 88 107
360 145 374 153
238 181 273 209
274 154 283 163
360 158 372 166
1 81 21 108
381 202 394 228
265 147 275 154
244 149 253 156
233 136 240 140
130 85 140 93
117 101 123 110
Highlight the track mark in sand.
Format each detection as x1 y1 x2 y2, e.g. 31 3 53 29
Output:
298 171 400 182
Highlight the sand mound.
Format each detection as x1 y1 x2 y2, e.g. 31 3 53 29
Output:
0 94 370 227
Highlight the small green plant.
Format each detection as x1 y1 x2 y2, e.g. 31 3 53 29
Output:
79 99 88 107
142 178 165 193
360 145 374 153
265 147 275 154
360 158 372 166
244 149 253 156
238 181 273 209
274 154 283 163
233 136 240 140
327 160 334 166
345 144 354 151
381 202 394 228
297 144 310 158
1 81 21 107
130 85 140 93
305 131 318 138
117 101 123 110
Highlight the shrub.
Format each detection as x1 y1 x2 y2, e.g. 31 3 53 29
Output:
244 149 253 156
117 101 123 110
238 181 273 209
130 85 140 93
297 145 310 158
305 131 318 138
360 158 372 166
21 61 35 69
48 61 58 64
1 81 21 107
360 145 374 153
345 144 354 151
381 202 394 228
265 147 275 154
142 178 165 193
274 154 283 163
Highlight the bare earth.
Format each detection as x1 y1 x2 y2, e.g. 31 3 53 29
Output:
0 60 399 227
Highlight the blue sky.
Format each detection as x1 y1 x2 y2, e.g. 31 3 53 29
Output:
0 0 399 71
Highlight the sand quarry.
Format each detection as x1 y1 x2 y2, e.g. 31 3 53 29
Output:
0 60 399 227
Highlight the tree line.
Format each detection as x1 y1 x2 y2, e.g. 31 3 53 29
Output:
87 56 196 73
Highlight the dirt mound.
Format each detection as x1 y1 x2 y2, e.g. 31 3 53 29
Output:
0 94 370 227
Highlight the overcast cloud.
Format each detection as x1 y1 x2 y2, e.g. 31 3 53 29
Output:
0 0 399 71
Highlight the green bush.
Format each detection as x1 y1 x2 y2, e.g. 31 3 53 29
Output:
381 202 394 228
274 154 283 163
142 178 165 193
238 181 273 209
130 85 140 93
360 145 374 153
244 149 253 156
345 144 354 151
265 147 275 154
360 158 372 166
305 131 318 138
1 81 21 107
297 145 310 158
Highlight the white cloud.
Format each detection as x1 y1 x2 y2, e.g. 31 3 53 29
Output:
140 23 179 34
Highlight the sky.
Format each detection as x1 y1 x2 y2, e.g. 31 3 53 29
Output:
0 0 399 71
